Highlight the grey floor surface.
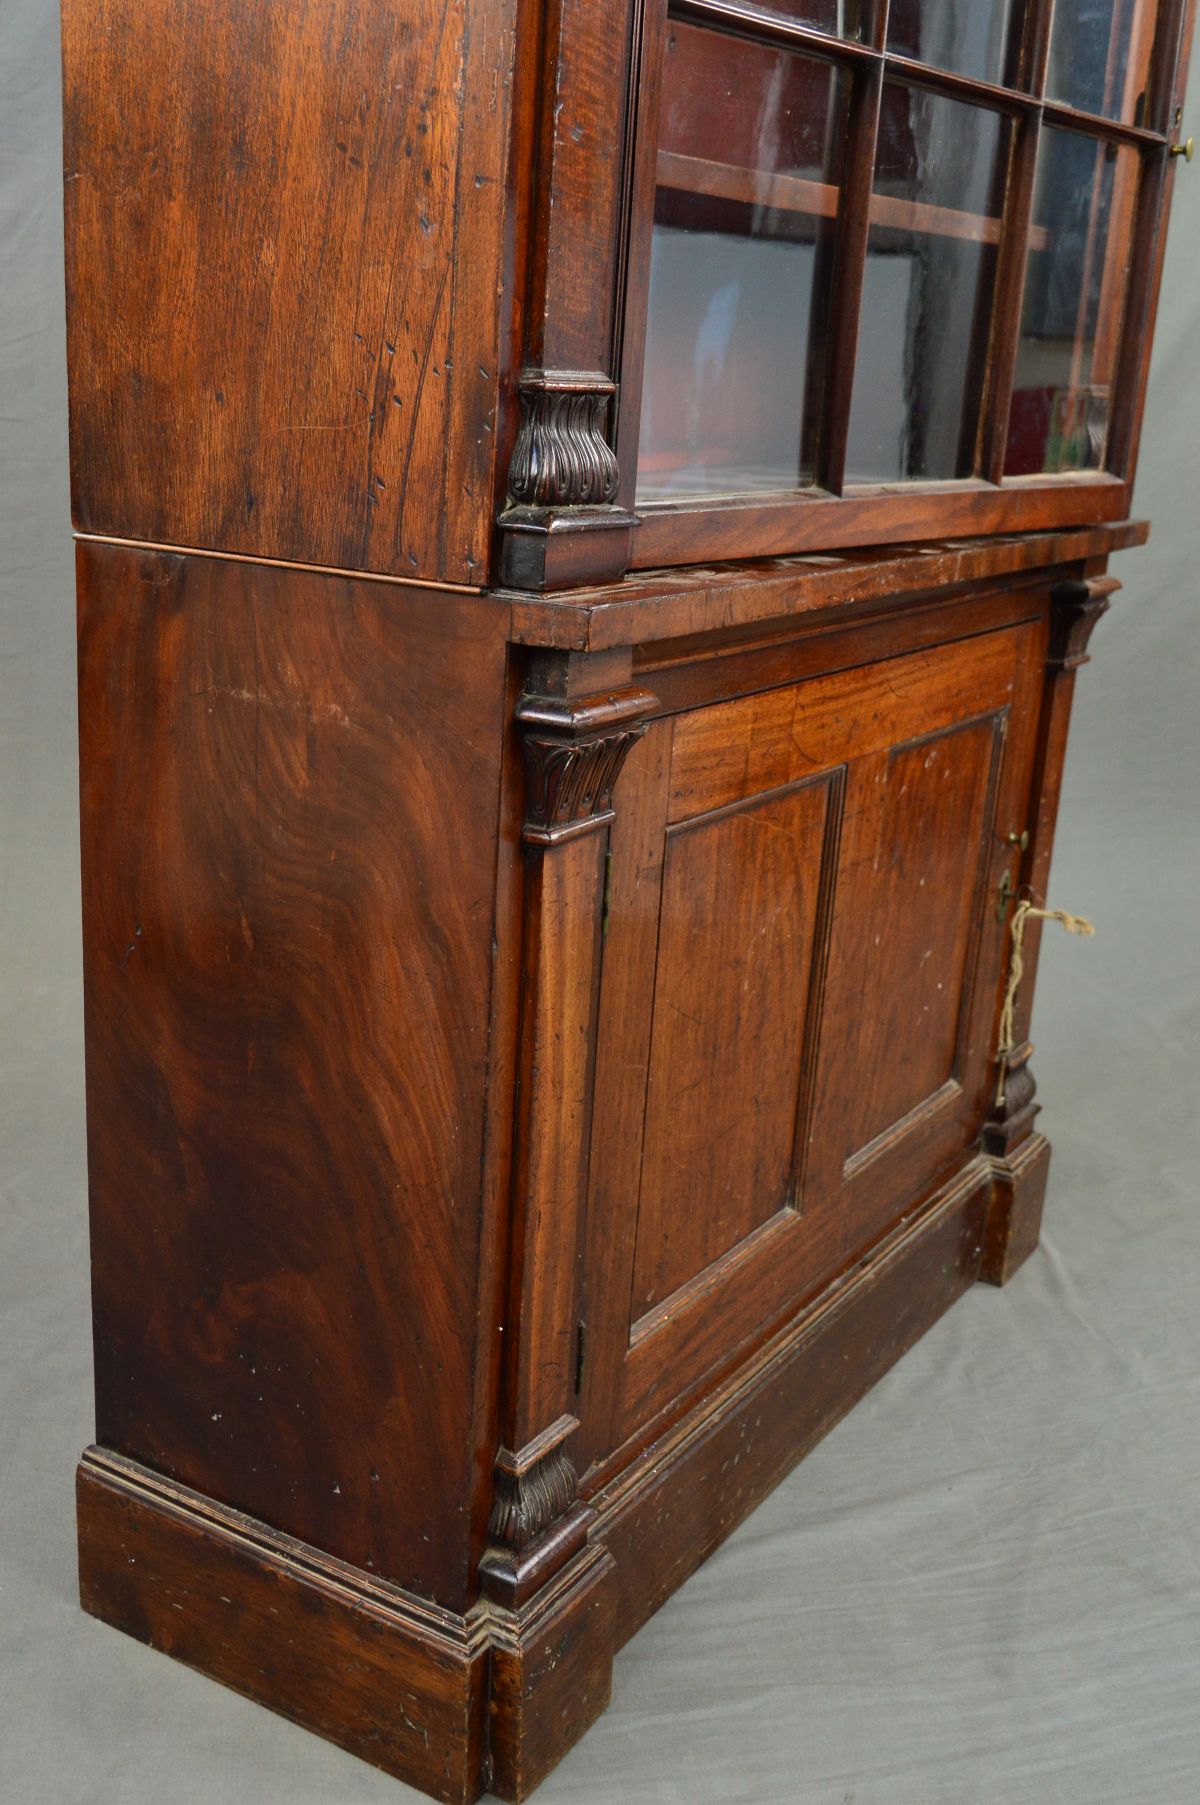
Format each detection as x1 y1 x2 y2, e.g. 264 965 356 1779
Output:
3 4 1200 1801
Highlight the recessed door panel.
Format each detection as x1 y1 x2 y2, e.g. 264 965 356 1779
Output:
631 777 835 1322
837 718 1003 1166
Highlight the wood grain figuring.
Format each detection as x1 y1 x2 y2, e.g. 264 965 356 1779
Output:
838 719 1002 1164
62 0 516 585
508 519 1148 652
491 0 642 592
579 614 1047 1476
630 473 1131 572
667 629 1015 823
77 1449 490 1804
77 542 509 1607
487 1548 617 1800
640 583 1047 721
798 622 1045 1271
482 685 655 1609
572 718 675 1477
78 1446 617 1803
61 0 1195 1787
631 779 831 1318
520 0 638 377
507 830 606 1441
595 1156 994 1646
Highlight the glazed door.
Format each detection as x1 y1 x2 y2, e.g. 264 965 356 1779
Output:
578 612 1046 1476
615 0 1194 571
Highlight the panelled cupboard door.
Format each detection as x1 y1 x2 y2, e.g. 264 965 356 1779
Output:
578 616 1046 1477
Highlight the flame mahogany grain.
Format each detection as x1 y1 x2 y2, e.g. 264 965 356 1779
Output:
77 542 512 1606
60 0 1194 1790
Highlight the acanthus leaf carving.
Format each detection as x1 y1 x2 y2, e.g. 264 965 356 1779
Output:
487 1439 578 1553
517 687 656 844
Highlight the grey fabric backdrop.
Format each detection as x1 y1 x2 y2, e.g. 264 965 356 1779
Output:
3 5 1198 1801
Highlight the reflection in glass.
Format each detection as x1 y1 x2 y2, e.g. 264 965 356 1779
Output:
845 87 1005 484
1046 0 1157 124
636 25 843 502
886 0 1019 87
1005 130 1137 474
754 0 864 32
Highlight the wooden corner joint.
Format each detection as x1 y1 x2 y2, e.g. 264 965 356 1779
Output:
78 1445 617 1803
517 687 657 845
1048 574 1121 670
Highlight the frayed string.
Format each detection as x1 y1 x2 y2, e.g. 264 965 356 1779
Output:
996 901 1095 1106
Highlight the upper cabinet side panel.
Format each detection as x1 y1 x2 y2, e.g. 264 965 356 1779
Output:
62 0 518 586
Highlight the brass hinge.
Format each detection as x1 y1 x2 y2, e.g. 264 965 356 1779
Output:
600 850 613 938
574 1319 587 1394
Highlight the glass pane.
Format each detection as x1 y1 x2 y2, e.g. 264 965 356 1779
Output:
846 86 1006 484
1005 129 1138 474
886 0 1021 87
752 0 865 33
1046 0 1157 124
636 25 844 502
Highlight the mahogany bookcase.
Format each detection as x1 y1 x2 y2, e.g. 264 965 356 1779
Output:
61 0 1195 1796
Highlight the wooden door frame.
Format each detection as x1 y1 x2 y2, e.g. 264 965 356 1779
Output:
574 586 1054 1486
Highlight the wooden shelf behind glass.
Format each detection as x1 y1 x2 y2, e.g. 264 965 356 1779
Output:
657 150 1049 249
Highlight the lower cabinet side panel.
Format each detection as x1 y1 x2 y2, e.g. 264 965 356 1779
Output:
77 542 511 1609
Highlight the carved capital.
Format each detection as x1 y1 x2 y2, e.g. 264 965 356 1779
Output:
984 1040 1040 1158
517 687 656 845
507 370 620 509
1048 575 1120 670
480 1416 591 1608
487 1415 579 1552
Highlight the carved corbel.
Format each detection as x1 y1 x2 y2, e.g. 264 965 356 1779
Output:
1047 574 1121 669
498 372 639 592
517 686 655 845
